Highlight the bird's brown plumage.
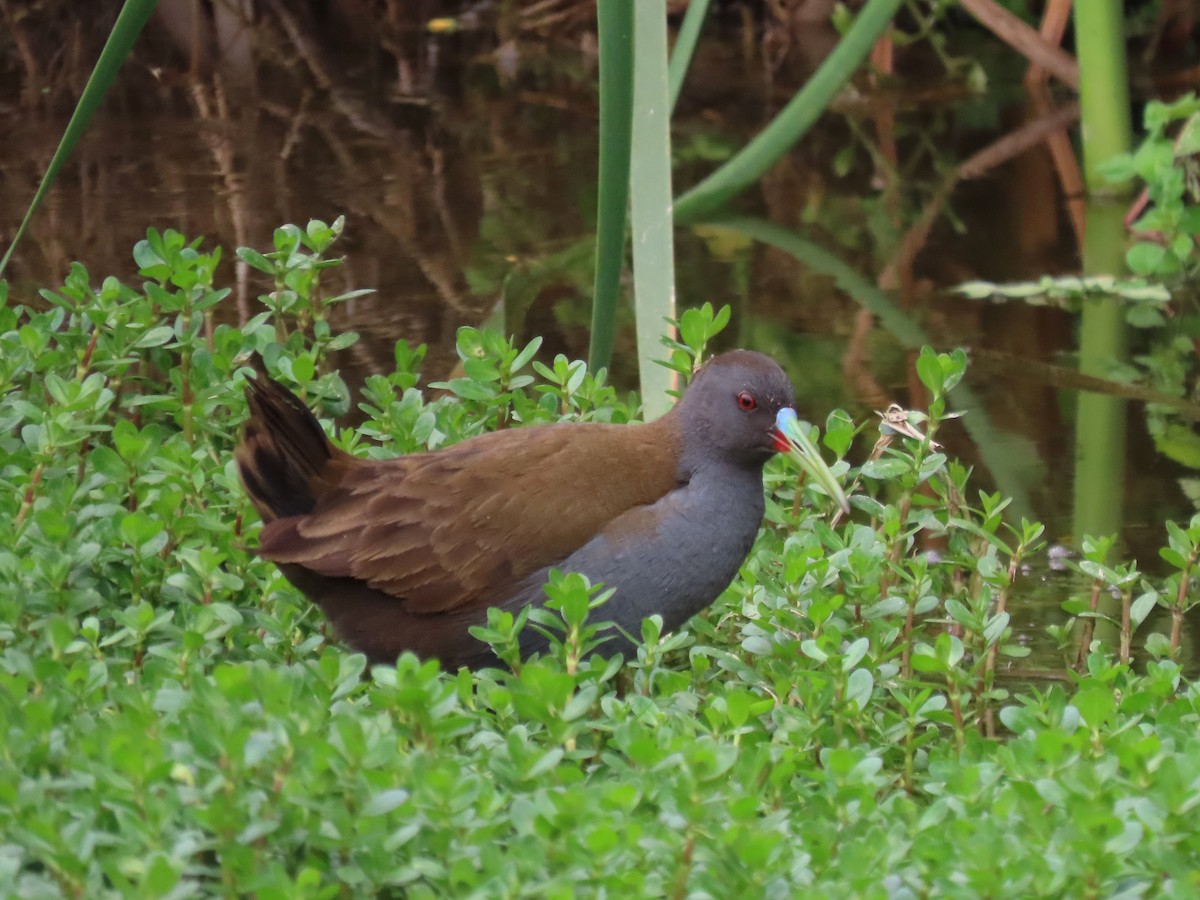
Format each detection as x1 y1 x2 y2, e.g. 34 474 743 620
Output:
237 351 795 668
237 372 682 663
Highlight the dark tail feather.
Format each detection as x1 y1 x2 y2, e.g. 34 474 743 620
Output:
237 367 337 522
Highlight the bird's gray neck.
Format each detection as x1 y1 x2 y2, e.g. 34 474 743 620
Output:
681 456 767 528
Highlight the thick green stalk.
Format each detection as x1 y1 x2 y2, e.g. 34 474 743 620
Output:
1072 206 1128 542
631 0 677 420
1071 0 1132 649
588 0 635 372
673 0 901 224
1073 1 1133 193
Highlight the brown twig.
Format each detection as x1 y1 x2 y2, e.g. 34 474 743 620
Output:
1119 590 1131 666
878 101 1080 290
14 462 44 528
841 310 890 408
1170 549 1198 656
981 549 1024 738
959 0 1079 88
1027 83 1086 246
1024 0 1073 87
1076 578 1103 669
0 0 42 107
957 101 1081 180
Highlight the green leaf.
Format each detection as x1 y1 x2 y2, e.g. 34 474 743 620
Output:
845 668 873 711
909 650 946 674
944 599 974 630
915 347 944 395
1126 242 1170 276
134 325 176 349
862 458 910 480
431 377 494 402
524 747 564 780
1073 685 1116 729
800 639 828 662
1129 591 1159 627
237 246 276 275
512 337 543 372
119 510 163 549
1159 547 1187 570
361 789 410 817
842 637 869 671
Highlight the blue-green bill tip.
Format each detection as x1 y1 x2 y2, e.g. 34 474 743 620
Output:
773 408 850 514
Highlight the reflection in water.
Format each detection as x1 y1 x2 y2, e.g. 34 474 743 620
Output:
0 4 1194 653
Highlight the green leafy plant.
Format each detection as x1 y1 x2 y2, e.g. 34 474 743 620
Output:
1102 92 1200 279
5 226 1200 895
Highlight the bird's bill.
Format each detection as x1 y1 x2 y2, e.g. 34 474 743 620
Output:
772 408 851 514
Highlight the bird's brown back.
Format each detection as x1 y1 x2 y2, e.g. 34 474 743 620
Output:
237 371 682 617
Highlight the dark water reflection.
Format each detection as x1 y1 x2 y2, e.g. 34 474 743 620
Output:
1 3 1194 664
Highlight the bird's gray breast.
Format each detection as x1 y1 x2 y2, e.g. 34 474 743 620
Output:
505 462 766 655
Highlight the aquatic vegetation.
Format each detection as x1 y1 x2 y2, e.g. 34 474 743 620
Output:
2 224 1200 895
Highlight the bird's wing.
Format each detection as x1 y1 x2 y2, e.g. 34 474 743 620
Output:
255 421 680 614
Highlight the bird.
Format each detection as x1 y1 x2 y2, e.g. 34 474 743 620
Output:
236 350 841 669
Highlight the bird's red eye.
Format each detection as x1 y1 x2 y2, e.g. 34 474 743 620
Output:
737 391 757 411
